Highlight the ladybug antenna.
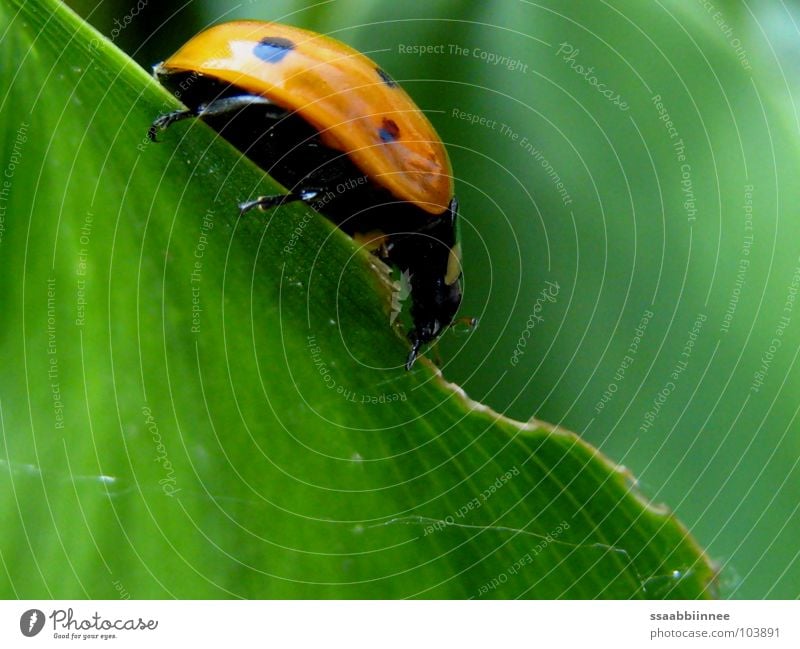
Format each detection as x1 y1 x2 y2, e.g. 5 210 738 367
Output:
450 316 479 335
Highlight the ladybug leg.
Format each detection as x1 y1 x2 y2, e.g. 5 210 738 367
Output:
196 95 279 119
148 109 194 141
405 335 421 371
148 95 277 142
238 188 324 215
452 316 479 332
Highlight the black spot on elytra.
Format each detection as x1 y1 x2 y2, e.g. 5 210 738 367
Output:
376 67 398 87
378 118 400 142
253 37 295 63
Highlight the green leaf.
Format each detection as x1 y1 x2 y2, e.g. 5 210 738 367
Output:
0 0 716 598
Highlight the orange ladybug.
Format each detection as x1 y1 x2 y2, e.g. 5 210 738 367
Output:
149 21 466 369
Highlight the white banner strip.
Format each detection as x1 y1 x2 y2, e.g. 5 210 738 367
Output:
1 600 796 647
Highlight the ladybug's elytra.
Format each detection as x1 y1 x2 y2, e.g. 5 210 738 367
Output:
149 21 467 369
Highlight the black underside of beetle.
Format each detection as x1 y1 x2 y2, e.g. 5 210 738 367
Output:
157 70 462 365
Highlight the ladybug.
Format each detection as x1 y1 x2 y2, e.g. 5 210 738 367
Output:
149 21 467 369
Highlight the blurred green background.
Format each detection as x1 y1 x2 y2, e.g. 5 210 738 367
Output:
33 0 800 597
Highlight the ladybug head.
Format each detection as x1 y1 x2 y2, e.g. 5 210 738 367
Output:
404 198 464 370
405 277 463 368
